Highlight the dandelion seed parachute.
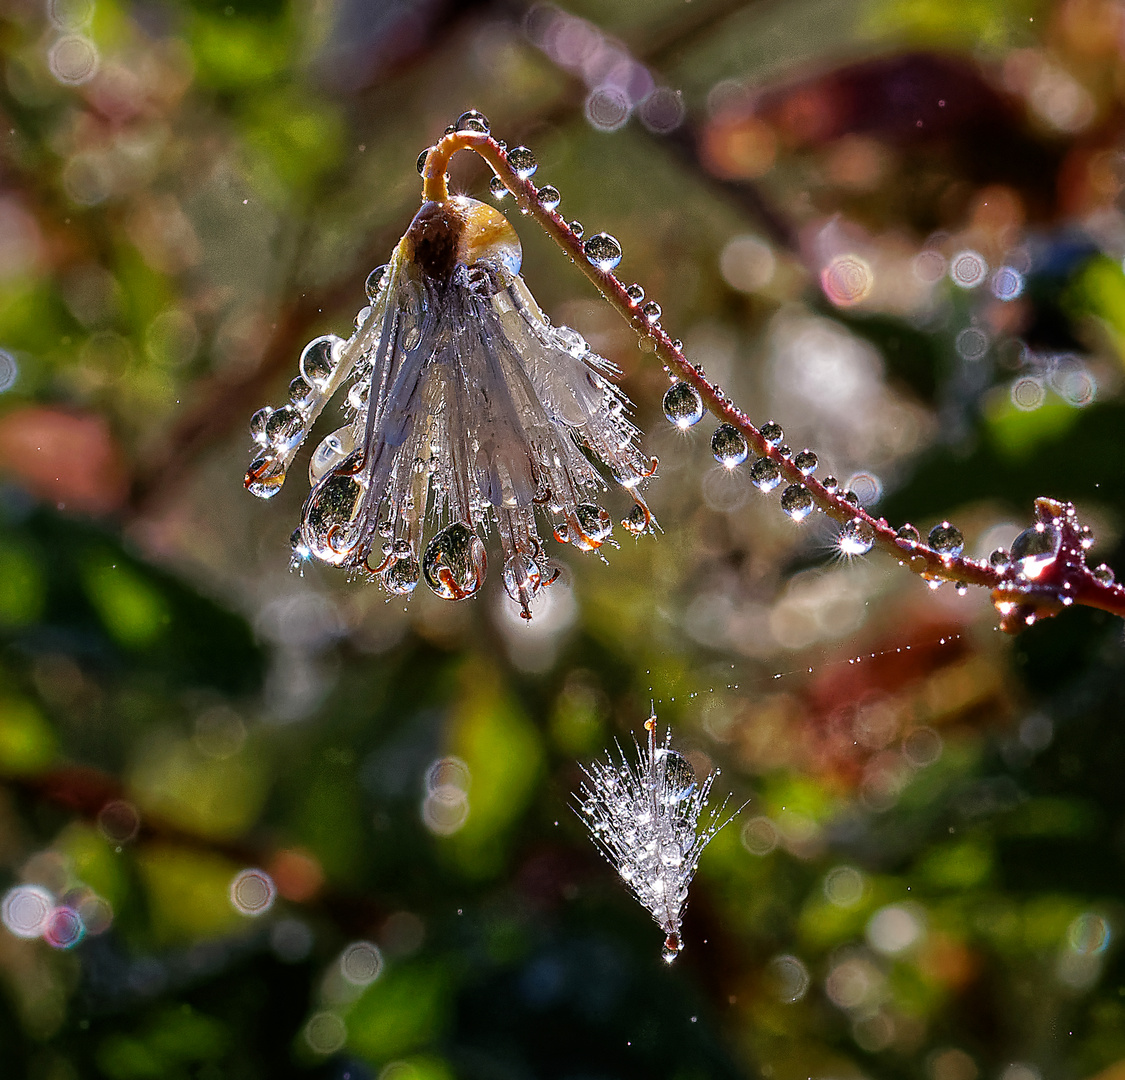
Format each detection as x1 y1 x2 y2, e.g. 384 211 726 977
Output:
245 130 655 619
576 716 736 962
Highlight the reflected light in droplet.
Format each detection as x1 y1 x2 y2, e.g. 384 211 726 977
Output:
585 86 631 131
950 250 987 289
913 249 947 283
740 815 779 855
639 87 686 133
820 254 873 306
902 726 943 768
824 866 866 908
340 940 384 986
422 788 469 835
1011 377 1046 411
846 471 882 506
991 266 1024 300
230 868 276 916
767 954 810 1002
43 905 85 949
426 756 470 794
1067 912 1110 956
867 903 924 954
825 954 882 1009
97 799 140 844
304 1011 347 1055
2 885 53 938
48 34 99 86
955 326 989 361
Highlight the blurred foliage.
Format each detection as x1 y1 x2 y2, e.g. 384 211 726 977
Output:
3 0 1125 1079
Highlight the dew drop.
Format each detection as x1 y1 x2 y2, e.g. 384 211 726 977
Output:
928 521 964 559
760 420 783 446
489 175 508 198
896 523 921 543
309 426 356 484
843 490 860 507
1011 522 1061 580
569 220 584 238
382 554 420 595
822 475 839 493
245 455 286 499
711 424 748 467
955 583 969 595
289 376 316 410
265 405 304 449
417 148 431 174
780 484 814 521
663 382 704 428
304 472 364 564
422 522 487 600
300 335 340 391
574 503 613 549
584 232 622 272
502 551 543 601
655 748 696 800
989 547 1011 571
622 503 650 535
455 110 490 134
1093 563 1116 585
249 406 273 444
776 444 791 459
365 265 387 300
840 517 875 555
625 283 645 304
749 457 782 492
641 300 662 323
794 449 818 475
662 934 682 963
537 184 560 211
507 145 537 179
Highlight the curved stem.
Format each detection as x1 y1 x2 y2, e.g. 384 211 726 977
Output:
420 130 1125 627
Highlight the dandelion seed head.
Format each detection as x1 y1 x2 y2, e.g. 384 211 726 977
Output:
246 142 654 620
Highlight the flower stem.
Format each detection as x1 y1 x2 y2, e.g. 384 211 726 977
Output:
420 129 1125 627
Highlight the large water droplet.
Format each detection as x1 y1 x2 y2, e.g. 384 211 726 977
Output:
455 110 490 134
655 748 696 801
780 484 814 521
1011 522 1061 580
245 455 286 499
662 935 682 964
1093 563 1115 585
537 185 560 211
249 406 272 444
760 420 783 446
622 503 650 535
265 405 304 449
989 547 1011 571
569 220 584 238
503 552 543 602
840 517 875 555
822 475 839 493
574 503 613 549
365 265 387 299
625 283 644 304
584 232 622 272
928 522 964 558
507 145 537 179
304 472 364 564
489 174 507 198
417 148 431 174
422 523 487 600
896 523 920 543
749 457 781 492
289 376 315 410
641 300 662 323
300 335 339 390
711 424 748 467
382 554 420 595
663 382 703 428
794 449 818 476
309 426 356 484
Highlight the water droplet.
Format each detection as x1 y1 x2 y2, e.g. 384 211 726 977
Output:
382 554 420 595
304 473 364 563
760 420 783 446
955 583 969 595
489 174 508 198
625 283 644 304
300 335 339 390
309 426 356 484
365 265 387 300
417 148 430 174
1093 563 1115 585
822 475 839 493
663 382 703 428
843 491 860 507
265 405 304 449
422 523 487 599
569 220 584 238
840 517 875 555
928 522 964 559
794 449 818 475
711 424 748 467
671 339 683 351
1079 524 1095 550
749 457 782 492
622 503 650 534
1011 522 1060 580
503 552 543 601
537 184 560 210
507 145 537 179
655 748 696 800
641 300 662 323
245 455 286 499
989 547 1011 570
776 444 791 458
289 376 315 410
455 110 490 134
249 406 273 444
897 523 921 543
584 232 622 272
574 503 613 549
662 934 682 963
780 484 814 521
355 305 371 331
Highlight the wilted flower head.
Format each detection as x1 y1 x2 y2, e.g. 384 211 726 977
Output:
576 716 735 962
246 149 654 618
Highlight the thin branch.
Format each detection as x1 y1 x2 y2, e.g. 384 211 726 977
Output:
422 129 1125 629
